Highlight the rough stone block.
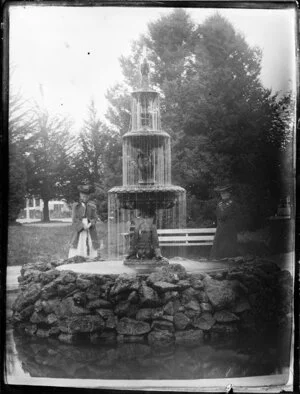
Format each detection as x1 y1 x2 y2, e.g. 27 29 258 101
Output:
39 269 60 284
151 319 174 332
174 312 190 330
204 278 237 310
110 273 140 296
87 299 113 309
148 330 174 347
139 283 161 306
24 324 37 336
184 299 201 312
54 297 90 318
67 315 105 333
114 301 138 318
200 302 213 313
193 313 216 331
13 283 41 311
76 277 92 290
117 317 151 336
36 328 50 338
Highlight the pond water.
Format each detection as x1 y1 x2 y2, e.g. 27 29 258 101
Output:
5 326 290 381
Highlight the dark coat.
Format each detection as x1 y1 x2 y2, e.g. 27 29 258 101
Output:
210 199 239 259
69 201 99 250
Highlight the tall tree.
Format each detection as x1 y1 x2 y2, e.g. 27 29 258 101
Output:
73 100 122 219
106 11 294 229
8 88 35 223
25 107 75 222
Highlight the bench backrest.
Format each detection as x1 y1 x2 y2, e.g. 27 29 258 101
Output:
157 228 216 246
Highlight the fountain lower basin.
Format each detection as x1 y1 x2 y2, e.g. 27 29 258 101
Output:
11 256 293 347
55 258 238 276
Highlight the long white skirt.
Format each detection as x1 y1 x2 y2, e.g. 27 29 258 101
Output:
68 230 98 259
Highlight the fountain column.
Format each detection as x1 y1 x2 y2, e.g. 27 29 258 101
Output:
108 58 186 259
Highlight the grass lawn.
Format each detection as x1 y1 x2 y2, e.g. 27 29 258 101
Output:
7 225 72 266
7 222 108 266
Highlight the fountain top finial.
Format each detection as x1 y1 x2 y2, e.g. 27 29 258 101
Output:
140 50 150 89
141 57 150 77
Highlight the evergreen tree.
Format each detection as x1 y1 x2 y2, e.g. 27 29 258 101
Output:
8 89 35 223
106 10 294 229
73 100 122 219
25 107 75 222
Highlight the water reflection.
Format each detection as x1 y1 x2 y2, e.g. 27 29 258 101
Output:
6 328 290 380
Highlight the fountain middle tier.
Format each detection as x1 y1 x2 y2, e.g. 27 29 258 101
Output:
108 184 186 211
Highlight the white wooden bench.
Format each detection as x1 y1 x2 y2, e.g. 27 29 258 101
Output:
157 228 216 247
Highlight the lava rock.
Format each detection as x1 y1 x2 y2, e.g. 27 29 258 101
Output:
13 283 41 311
203 278 237 310
110 274 140 296
45 313 58 325
67 315 105 333
161 264 187 280
193 313 216 331
136 308 163 321
57 283 77 297
146 269 179 286
163 301 174 316
76 277 92 290
196 291 209 303
139 283 161 306
54 297 90 318
56 271 77 284
36 329 50 338
152 281 180 293
30 311 48 324
184 299 201 312
128 291 139 303
39 270 60 284
17 305 34 321
41 281 59 300
117 317 151 336
190 278 204 290
151 320 174 332
148 330 175 347
114 301 138 318
86 299 113 309
161 291 179 303
24 324 37 336
174 312 191 330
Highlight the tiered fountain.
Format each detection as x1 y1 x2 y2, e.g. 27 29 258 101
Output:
108 58 186 262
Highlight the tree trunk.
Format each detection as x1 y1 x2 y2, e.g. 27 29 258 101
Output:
42 199 50 222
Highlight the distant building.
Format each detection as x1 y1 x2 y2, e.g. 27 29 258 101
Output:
18 198 71 221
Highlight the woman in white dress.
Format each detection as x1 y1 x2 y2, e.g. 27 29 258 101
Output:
68 184 99 259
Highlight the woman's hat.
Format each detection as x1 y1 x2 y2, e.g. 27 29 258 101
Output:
214 184 232 193
77 184 95 194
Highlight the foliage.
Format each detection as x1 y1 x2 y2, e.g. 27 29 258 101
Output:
105 10 294 230
72 100 122 220
25 107 75 222
8 89 35 222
